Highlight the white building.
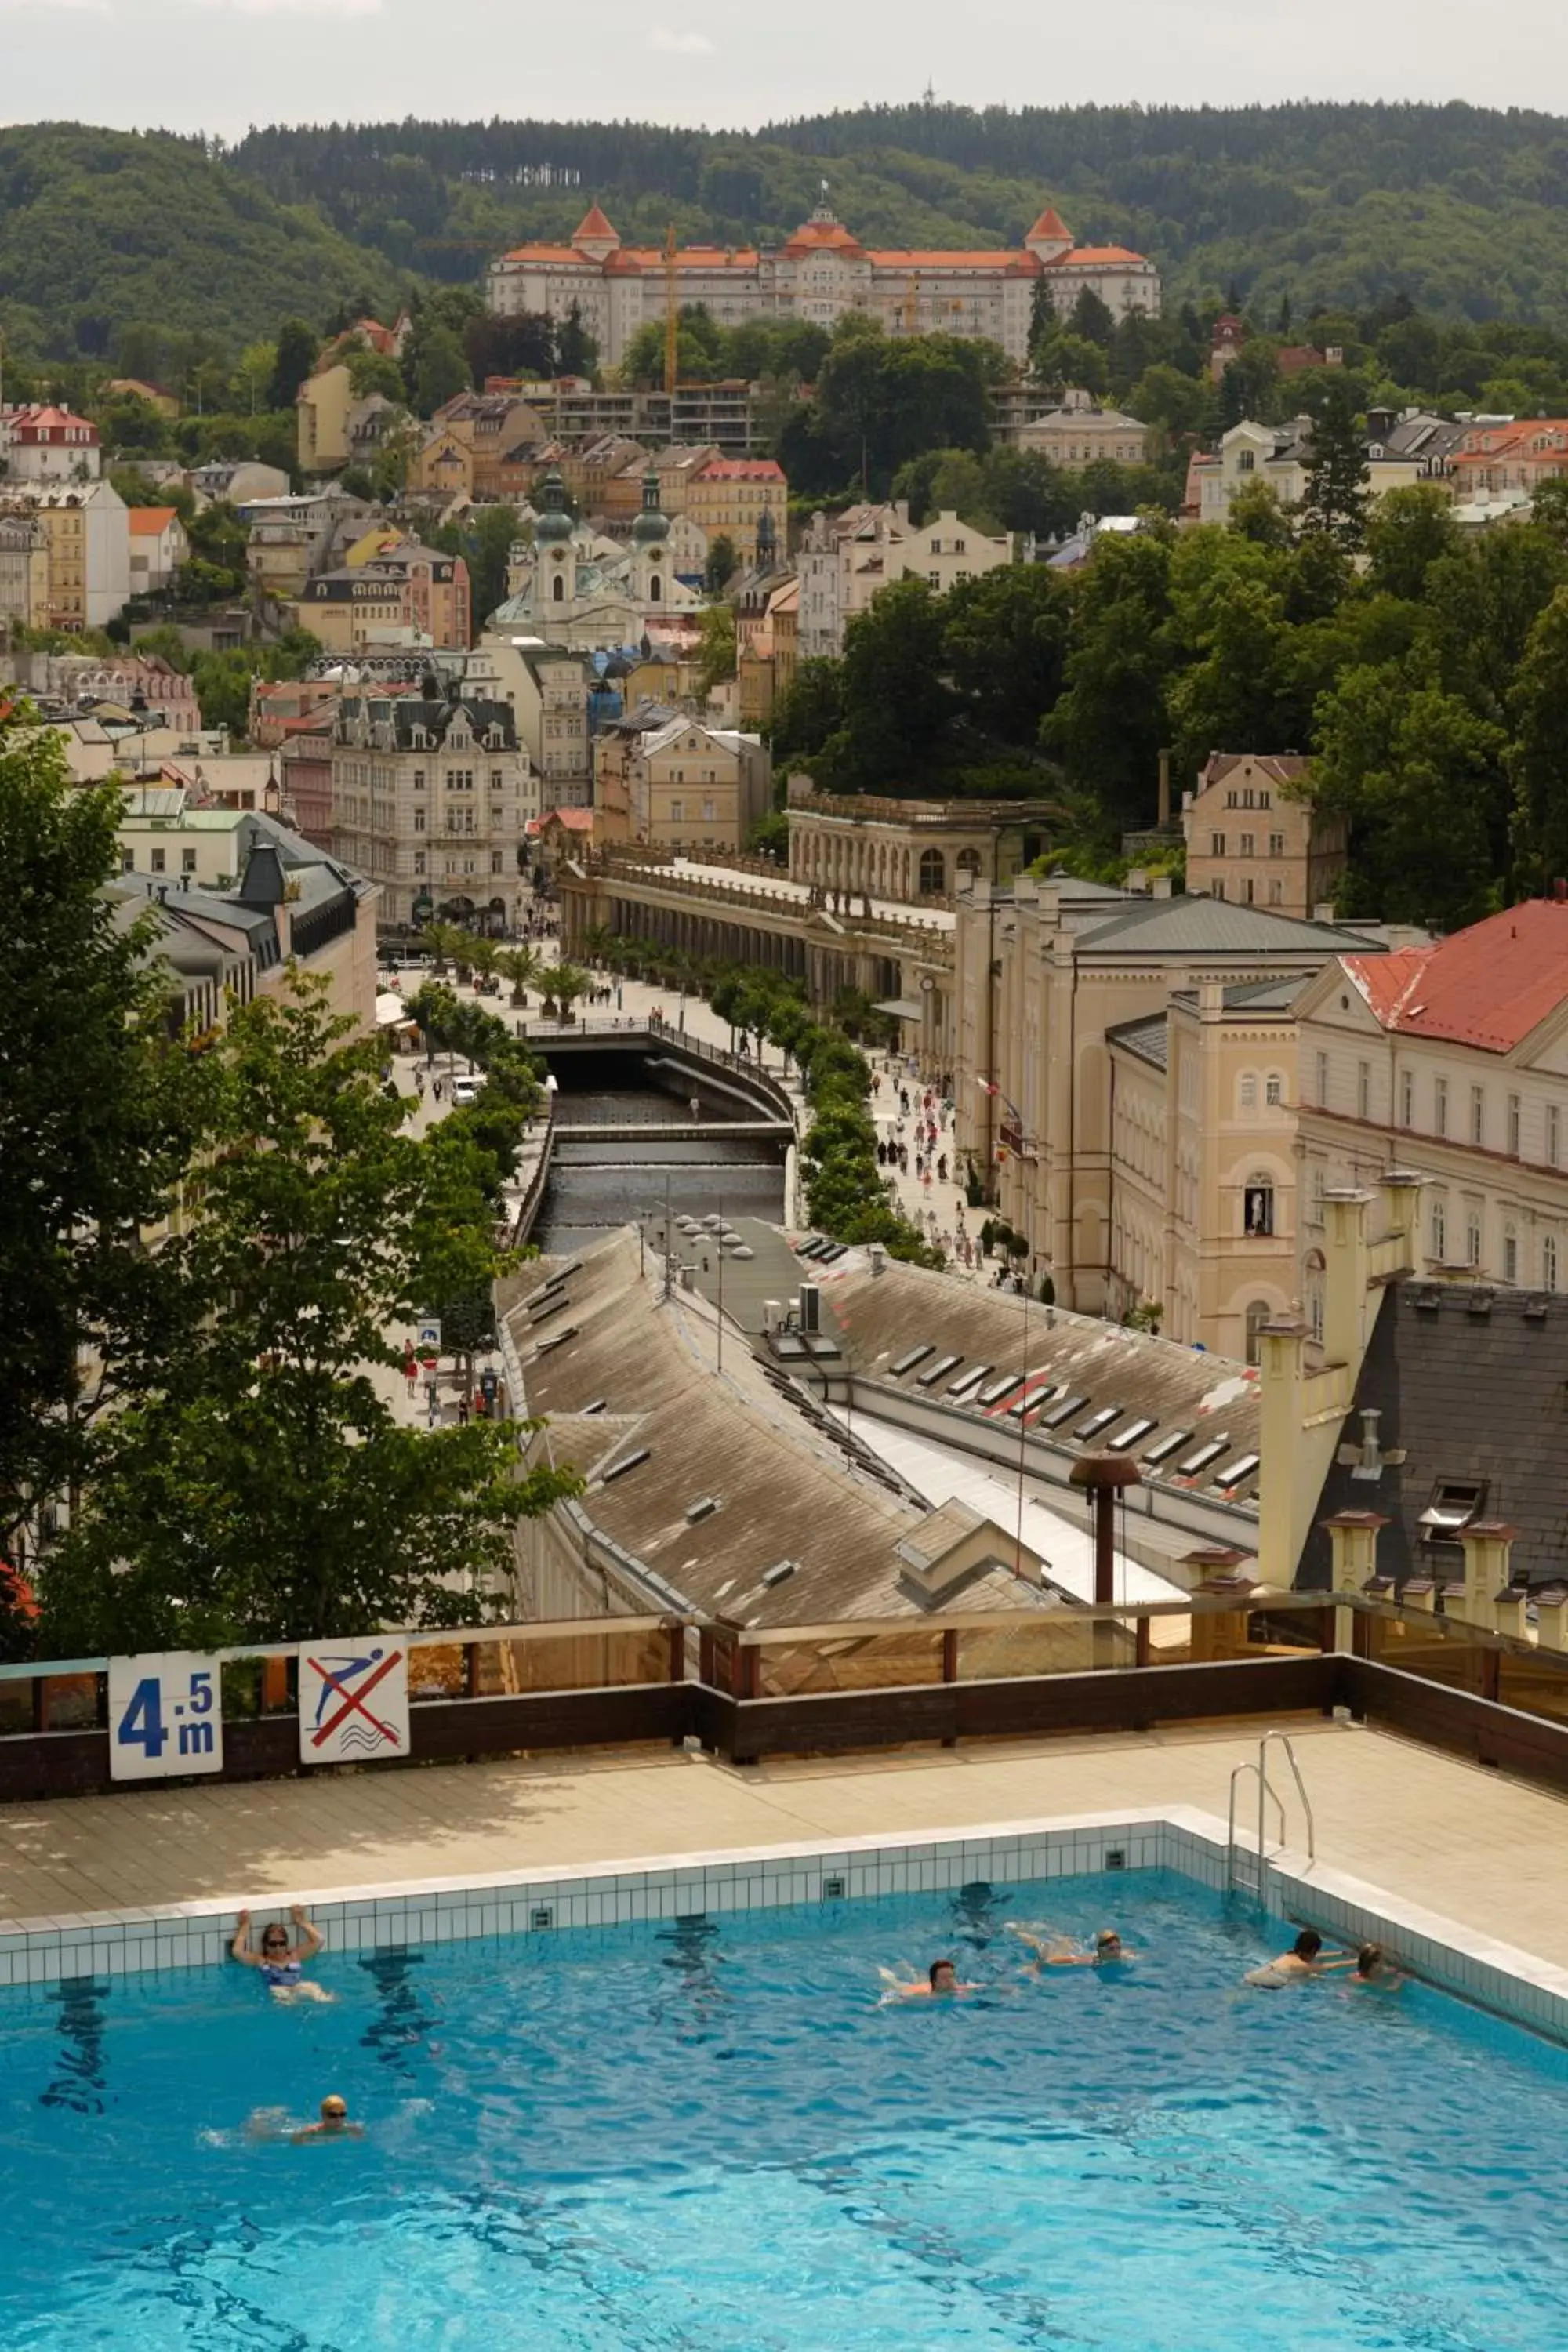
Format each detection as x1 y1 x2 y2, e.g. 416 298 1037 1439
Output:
488 198 1159 372
488 468 698 652
331 688 537 931
1 404 102 483
797 500 1014 657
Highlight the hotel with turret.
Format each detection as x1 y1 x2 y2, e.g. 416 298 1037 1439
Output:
487 194 1160 369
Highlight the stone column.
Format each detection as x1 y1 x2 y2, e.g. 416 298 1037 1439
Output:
1454 1519 1519 1635
1319 1508 1388 1651
1322 1187 1374 1370
1256 1318 1307 1589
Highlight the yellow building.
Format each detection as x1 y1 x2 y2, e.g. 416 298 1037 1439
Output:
1183 753 1348 920
685 458 788 564
297 365 353 477
0 511 51 630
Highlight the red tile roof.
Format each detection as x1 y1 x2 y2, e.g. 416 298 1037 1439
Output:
1049 246 1150 267
694 459 786 481
1345 899 1568 1053
127 506 179 535
572 202 618 244
1028 206 1071 242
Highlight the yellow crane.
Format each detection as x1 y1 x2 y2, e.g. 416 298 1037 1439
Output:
664 221 680 397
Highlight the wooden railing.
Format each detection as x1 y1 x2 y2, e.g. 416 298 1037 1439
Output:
8 1592 1568 1798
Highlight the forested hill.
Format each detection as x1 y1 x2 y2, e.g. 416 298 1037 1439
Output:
227 101 1568 324
6 102 1568 363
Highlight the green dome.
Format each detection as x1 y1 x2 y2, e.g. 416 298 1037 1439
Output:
631 470 669 544
534 471 572 545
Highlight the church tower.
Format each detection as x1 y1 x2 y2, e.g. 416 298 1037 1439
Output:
631 469 670 606
534 470 576 617
1023 205 1073 263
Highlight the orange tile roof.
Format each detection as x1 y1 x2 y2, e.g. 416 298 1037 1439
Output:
1049 246 1150 267
866 249 1027 270
572 201 617 243
694 459 786 481
611 248 762 272
127 506 180 534
499 245 598 266
1028 205 1071 242
1345 899 1568 1053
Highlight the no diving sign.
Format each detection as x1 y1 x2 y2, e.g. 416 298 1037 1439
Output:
299 1643 410 1764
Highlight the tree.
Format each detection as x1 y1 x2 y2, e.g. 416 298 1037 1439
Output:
269 318 318 411
1313 653 1507 927
704 533 739 593
1041 531 1174 818
495 945 544 1007
0 713 201 1565
347 347 406 401
555 301 597 379
942 564 1069 746
413 323 470 415
768 656 847 765
1225 478 1294 548
233 340 277 415
542 963 591 1020
463 310 557 385
812 578 955 792
1508 586 1568 889
696 604 737 693
1298 378 1370 550
1363 484 1461 601
431 504 518 633
1069 286 1116 348
45 974 575 1653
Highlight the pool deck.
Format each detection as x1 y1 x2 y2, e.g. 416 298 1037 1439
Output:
2 1717 1565 1962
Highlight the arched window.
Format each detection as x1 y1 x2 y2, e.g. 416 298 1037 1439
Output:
1243 1174 1274 1237
956 848 982 877
1244 1300 1272 1364
1466 1213 1483 1268
1546 1234 1559 1293
1265 1072 1284 1107
918 848 946 895
551 573 564 604
648 574 661 603
1238 1072 1258 1114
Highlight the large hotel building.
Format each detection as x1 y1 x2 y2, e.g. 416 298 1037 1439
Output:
488 195 1159 369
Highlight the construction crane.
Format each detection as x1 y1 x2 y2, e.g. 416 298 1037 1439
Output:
664 221 680 398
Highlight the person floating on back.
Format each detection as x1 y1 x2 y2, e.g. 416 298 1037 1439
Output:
1008 1922 1135 1970
231 1904 332 2002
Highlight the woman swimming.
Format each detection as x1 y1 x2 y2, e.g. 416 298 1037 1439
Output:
231 1904 332 2002
1007 1922 1134 1969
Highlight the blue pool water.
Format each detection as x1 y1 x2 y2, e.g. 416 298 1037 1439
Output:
2 1869 1564 2350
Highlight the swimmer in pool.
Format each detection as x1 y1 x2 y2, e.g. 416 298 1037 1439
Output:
1243 1927 1345 1987
246 2095 364 2144
231 1904 332 2002
879 1958 980 2001
1008 1923 1134 1969
1327 1940 1403 1988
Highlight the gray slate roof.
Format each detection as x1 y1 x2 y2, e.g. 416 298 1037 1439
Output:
1301 1282 1568 1592
1106 1013 1169 1071
1076 895 1383 958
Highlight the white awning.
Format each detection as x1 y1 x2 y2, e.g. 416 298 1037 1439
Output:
873 997 925 1021
376 991 412 1026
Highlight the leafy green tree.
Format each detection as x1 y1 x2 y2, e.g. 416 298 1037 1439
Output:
1042 532 1174 818
1298 377 1370 550
270 318 318 410
347 347 406 401
1030 330 1110 400
943 564 1069 746
779 321 997 498
1312 653 1507 927
1508 586 1568 889
463 309 557 384
768 656 846 765
0 714 201 1563
1363 483 1461 600
704 533 739 593
233 340 277 415
431 503 518 633
1420 525 1568 728
1069 286 1116 348
696 603 737 692
46 974 575 1652
1225 478 1294 548
413 323 470 414
812 578 955 792
556 301 597 379
1166 561 1311 779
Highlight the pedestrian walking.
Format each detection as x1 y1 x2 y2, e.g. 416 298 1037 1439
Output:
457 1396 470 1428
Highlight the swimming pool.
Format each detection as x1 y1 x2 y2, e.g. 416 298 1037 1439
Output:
2 1865 1561 2351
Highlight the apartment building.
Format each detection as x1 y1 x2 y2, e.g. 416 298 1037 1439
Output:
26 480 131 630
296 538 470 653
1294 896 1568 1321
1016 390 1149 467
684 457 788 564
1183 753 1348 918
332 689 536 929
2 404 101 481
127 506 189 597
0 512 50 630
952 877 1387 1348
594 712 771 852
796 499 1011 656
461 637 593 808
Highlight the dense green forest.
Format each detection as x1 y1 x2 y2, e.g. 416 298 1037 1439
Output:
7 103 1568 365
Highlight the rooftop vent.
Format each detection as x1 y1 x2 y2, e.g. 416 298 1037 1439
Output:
530 1290 572 1323
916 1354 962 1387
1350 1406 1383 1482
1141 1428 1192 1468
581 1399 607 1414
601 1448 651 1483
685 1496 720 1523
1214 1452 1261 1491
1075 1406 1121 1443
1038 1393 1088 1429
1107 1417 1156 1452
890 1343 935 1377
760 1559 798 1588
1177 1437 1229 1477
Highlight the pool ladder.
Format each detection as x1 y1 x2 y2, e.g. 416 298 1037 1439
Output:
1225 1731 1316 1898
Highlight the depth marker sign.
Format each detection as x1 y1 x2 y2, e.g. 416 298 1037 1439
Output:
299 1644 410 1763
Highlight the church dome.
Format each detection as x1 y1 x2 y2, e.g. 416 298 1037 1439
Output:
534 471 573 545
631 469 669 544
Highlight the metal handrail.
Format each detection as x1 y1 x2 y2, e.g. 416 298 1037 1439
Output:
1259 1729 1316 1867
1226 1759 1286 1893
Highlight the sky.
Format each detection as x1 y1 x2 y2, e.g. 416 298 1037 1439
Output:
2 0 1566 140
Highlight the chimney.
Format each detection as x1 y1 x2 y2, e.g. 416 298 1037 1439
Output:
1349 1406 1383 1481
1156 746 1171 827
1319 1508 1388 1593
